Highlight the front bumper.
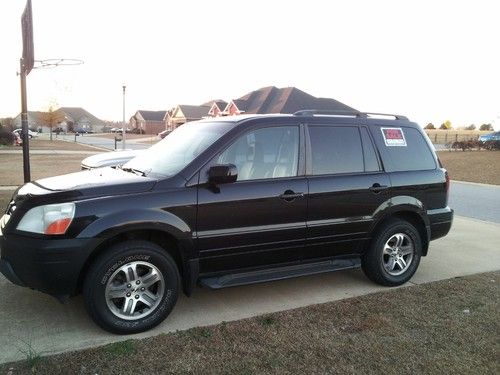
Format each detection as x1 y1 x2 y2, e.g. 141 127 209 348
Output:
0 233 100 298
428 207 454 241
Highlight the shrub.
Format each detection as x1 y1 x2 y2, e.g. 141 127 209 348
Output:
483 140 500 150
0 129 15 145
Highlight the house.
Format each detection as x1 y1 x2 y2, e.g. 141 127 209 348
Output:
204 100 228 117
130 110 167 134
221 86 357 115
14 107 106 133
166 104 211 130
57 107 106 133
12 111 46 131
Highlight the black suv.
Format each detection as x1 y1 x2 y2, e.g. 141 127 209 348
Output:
0 111 453 334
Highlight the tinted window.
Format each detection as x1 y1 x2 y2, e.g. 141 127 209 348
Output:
360 127 380 172
309 126 364 175
373 126 436 172
218 126 299 181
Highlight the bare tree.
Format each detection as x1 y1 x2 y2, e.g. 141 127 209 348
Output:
39 105 64 140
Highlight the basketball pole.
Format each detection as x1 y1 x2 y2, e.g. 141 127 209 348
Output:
20 57 31 182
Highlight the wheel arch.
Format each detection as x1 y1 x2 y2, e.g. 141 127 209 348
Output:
370 205 430 256
76 226 197 297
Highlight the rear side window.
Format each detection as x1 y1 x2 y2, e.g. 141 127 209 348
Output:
308 126 364 175
360 127 380 172
373 126 436 172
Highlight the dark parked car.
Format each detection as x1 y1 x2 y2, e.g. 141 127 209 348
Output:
158 129 171 139
0 111 453 334
479 131 500 142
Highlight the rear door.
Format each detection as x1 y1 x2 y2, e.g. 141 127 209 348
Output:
305 124 391 259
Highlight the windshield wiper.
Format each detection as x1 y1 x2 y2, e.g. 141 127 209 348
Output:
121 167 148 177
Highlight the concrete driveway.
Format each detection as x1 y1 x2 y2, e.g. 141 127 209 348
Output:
1 215 499 364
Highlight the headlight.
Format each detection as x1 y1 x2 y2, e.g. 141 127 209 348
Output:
17 203 75 235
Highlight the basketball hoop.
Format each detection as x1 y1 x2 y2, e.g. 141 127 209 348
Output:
34 59 84 69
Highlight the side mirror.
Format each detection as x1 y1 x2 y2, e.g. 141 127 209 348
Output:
208 164 238 185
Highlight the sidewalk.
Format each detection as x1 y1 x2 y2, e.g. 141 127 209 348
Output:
0 150 100 155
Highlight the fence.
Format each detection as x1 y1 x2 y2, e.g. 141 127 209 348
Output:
425 130 491 144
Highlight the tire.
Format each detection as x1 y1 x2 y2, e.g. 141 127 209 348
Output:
362 218 422 286
83 240 180 334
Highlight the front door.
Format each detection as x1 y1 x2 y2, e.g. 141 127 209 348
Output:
196 125 307 274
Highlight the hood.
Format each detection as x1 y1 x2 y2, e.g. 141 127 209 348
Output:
81 149 145 169
17 167 157 201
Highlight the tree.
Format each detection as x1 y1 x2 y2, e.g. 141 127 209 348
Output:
465 124 476 130
440 120 452 130
479 123 493 131
0 117 15 131
39 105 64 140
425 123 435 129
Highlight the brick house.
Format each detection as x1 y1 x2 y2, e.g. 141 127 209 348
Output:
130 110 167 134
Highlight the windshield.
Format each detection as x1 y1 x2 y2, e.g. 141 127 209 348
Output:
123 121 233 178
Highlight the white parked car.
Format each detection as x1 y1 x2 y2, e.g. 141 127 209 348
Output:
81 149 144 170
13 128 38 138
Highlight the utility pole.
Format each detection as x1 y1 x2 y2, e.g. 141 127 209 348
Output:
122 84 126 150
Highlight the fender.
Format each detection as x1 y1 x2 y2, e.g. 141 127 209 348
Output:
369 195 430 242
77 208 192 240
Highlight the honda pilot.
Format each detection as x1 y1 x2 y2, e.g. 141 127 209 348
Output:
0 111 453 334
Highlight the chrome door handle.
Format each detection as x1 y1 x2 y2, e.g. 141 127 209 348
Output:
369 183 389 193
279 191 304 201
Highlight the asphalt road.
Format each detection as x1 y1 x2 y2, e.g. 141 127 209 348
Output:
0 215 499 364
450 181 500 223
50 133 151 151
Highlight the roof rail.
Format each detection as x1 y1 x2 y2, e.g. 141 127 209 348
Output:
362 112 408 120
293 110 408 121
293 110 366 118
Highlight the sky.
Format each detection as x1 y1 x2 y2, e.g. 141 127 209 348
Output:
0 0 499 129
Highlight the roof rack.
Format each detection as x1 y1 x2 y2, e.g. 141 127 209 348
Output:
293 110 408 121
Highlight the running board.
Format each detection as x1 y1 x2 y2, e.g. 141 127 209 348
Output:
199 258 361 289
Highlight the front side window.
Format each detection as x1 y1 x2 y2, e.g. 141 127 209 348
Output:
218 126 299 181
309 126 364 175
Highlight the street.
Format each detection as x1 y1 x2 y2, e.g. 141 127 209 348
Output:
46 133 153 151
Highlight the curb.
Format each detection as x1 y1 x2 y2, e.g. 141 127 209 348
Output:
451 180 500 189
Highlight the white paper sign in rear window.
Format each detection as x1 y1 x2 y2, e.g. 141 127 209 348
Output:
381 127 407 147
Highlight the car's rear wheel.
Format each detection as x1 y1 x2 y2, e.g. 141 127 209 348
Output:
362 218 422 286
83 240 179 334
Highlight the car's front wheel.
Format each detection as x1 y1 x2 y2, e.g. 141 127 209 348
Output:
83 240 180 334
362 218 422 286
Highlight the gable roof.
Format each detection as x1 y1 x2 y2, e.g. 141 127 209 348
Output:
202 100 228 109
57 107 105 125
228 86 357 114
177 105 211 119
136 110 167 122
